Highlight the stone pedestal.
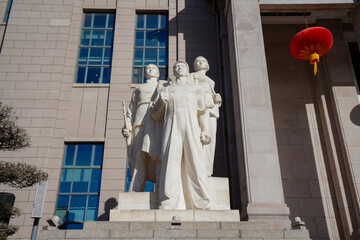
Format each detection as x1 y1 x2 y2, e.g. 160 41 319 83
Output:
109 177 239 222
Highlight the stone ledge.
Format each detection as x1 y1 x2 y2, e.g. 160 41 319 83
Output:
198 229 241 238
84 221 268 231
109 210 240 222
65 229 109 239
221 221 266 230
39 230 66 239
109 229 154 238
284 229 310 239
154 229 197 238
240 229 284 239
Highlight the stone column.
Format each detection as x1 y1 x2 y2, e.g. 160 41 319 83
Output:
353 4 360 48
223 0 290 228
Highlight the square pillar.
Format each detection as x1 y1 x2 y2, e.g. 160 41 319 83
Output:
224 0 290 229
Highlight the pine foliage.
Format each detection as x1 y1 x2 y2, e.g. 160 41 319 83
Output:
0 102 30 151
0 223 18 240
0 204 21 239
0 161 47 188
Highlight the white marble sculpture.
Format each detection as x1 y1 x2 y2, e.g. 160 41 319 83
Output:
122 64 162 192
151 61 214 210
191 56 222 176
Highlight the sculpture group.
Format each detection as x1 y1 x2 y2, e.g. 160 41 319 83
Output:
122 57 222 210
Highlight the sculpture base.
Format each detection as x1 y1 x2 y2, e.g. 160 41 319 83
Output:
109 209 240 222
115 177 231 210
109 177 237 222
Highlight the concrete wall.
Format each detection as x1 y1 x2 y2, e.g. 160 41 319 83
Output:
0 0 9 21
0 0 73 238
0 0 10 57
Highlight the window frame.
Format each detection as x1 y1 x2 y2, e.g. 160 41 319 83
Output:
55 143 104 229
75 13 115 84
132 13 169 84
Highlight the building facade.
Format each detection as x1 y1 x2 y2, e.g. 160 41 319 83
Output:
0 0 359 239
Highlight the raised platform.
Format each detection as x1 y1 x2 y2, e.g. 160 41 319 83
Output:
109 209 240 222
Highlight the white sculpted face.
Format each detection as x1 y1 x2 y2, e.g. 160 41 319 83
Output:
145 64 160 79
194 56 209 72
174 62 189 77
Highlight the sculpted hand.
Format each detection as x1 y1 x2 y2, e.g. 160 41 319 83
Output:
214 93 222 104
160 91 169 103
200 132 211 145
122 128 131 138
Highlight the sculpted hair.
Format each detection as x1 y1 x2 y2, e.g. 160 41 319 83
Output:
145 64 160 79
194 56 210 72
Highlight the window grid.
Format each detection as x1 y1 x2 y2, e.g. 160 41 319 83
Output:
132 14 168 84
76 13 115 84
55 144 103 230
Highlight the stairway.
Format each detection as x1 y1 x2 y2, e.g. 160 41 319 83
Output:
39 221 311 239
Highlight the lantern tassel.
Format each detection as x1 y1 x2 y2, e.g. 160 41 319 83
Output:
310 53 320 76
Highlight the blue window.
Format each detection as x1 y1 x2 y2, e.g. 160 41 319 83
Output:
76 13 115 84
55 144 104 229
132 14 168 84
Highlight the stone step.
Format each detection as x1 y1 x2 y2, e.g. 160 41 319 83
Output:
84 221 267 230
39 221 310 240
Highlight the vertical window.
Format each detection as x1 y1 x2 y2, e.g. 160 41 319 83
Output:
55 144 104 229
132 14 168 84
76 13 115 84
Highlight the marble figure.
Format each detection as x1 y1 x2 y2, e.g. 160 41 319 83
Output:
151 61 213 210
122 64 162 192
191 56 222 176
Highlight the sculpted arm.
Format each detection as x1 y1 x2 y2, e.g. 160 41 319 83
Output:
122 89 137 137
208 78 222 107
197 88 211 145
151 83 168 122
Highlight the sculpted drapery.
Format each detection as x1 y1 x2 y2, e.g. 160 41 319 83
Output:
123 58 221 210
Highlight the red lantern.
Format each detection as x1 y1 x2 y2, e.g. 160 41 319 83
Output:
290 27 333 75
